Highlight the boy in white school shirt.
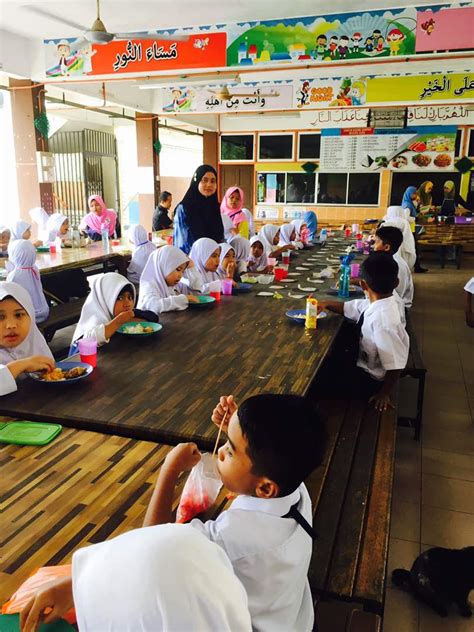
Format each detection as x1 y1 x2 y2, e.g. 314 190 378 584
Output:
144 393 327 632
373 225 414 309
319 252 409 412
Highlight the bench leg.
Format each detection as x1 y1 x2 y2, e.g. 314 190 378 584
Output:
414 373 426 441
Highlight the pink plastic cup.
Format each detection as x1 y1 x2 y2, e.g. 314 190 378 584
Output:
49 244 57 254
267 257 277 267
221 279 233 295
350 263 360 278
78 338 97 368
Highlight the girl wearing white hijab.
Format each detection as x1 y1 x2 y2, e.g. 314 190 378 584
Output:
29 208 69 246
71 273 138 353
126 225 156 285
382 206 416 270
9 220 32 241
248 235 270 273
137 245 199 314
6 240 49 323
217 242 236 281
290 219 308 249
278 223 297 247
258 224 294 258
229 235 250 275
187 237 222 293
19 524 252 632
0 282 54 396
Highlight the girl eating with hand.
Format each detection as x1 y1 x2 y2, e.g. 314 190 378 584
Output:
0 282 54 396
187 237 222 294
137 245 199 314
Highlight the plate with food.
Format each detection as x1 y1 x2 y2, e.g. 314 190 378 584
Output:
412 153 431 168
434 153 451 168
391 155 408 169
233 283 253 294
188 295 216 307
285 309 327 324
117 322 163 336
28 361 93 384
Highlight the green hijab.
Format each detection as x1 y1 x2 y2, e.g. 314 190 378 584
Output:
417 181 433 207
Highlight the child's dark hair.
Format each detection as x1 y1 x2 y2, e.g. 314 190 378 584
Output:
361 252 398 294
375 226 403 254
117 284 135 299
237 394 327 496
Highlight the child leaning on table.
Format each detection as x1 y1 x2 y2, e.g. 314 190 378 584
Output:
318 252 409 412
143 393 327 632
137 245 200 314
70 272 158 354
0 282 54 396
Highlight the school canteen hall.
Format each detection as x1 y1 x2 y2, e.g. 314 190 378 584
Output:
0 1 473 631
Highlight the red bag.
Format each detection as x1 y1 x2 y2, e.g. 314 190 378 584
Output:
176 453 222 523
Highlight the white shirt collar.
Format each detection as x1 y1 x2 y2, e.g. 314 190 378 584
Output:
230 486 301 516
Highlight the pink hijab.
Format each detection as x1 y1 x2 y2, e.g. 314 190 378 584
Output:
220 187 246 227
81 195 117 236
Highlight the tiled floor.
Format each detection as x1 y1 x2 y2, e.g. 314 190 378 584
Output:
383 257 474 632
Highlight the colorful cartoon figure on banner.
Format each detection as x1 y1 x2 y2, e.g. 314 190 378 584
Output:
314 34 327 59
351 32 363 53
420 18 436 35
57 40 71 75
46 39 86 77
328 35 339 58
194 37 210 50
350 79 367 106
387 28 405 55
296 81 311 108
163 88 195 112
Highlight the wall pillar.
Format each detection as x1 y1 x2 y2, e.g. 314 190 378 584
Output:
9 79 53 227
203 131 218 167
135 113 160 230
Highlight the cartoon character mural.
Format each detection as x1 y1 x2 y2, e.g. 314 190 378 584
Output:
350 79 367 105
420 18 436 35
57 40 71 76
296 81 311 107
338 35 350 59
163 88 195 112
328 35 339 58
314 34 327 59
387 28 405 55
351 32 363 53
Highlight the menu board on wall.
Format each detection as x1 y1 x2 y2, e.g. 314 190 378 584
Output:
320 126 457 172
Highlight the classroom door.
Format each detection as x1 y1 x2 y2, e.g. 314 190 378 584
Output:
220 164 254 211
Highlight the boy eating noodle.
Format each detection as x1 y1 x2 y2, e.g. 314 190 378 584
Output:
144 393 327 632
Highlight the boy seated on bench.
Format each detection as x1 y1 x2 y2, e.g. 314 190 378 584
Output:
318 252 409 412
373 225 414 309
143 393 327 632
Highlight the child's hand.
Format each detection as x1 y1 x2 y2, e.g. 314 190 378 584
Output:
211 395 237 432
20 576 74 632
164 443 201 474
187 295 200 304
317 301 328 314
369 392 394 412
23 356 55 374
226 261 236 278
115 309 135 325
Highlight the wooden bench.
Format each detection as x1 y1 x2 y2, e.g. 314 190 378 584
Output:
39 297 86 342
399 313 427 441
306 398 397 616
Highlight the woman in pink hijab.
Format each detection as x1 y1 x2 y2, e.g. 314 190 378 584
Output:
79 195 117 241
220 187 249 239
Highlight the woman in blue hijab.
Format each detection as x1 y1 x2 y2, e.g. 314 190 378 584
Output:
401 186 420 218
303 211 318 240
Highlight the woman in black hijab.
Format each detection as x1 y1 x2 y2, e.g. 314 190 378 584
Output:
173 165 224 254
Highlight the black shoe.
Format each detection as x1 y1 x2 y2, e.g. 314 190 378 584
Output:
414 266 428 273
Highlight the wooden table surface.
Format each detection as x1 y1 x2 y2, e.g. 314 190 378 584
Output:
0 240 358 450
0 241 134 277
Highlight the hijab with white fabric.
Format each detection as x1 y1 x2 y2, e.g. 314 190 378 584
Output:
9 220 31 241
382 206 416 270
229 236 250 263
257 225 280 255
0 282 53 364
29 208 68 245
72 523 252 632
248 235 268 272
218 242 235 278
291 219 305 238
189 237 221 283
138 245 189 301
6 240 49 323
279 223 295 246
126 225 156 284
72 273 135 344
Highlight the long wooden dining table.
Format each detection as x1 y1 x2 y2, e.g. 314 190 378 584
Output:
0 238 358 450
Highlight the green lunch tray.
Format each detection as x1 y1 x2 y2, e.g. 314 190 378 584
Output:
0 614 75 632
0 421 62 446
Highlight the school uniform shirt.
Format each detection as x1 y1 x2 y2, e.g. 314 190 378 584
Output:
126 225 156 285
394 251 414 308
344 295 409 381
464 277 474 294
190 483 314 632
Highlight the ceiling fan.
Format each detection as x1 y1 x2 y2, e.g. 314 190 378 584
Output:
26 0 189 47
207 86 281 101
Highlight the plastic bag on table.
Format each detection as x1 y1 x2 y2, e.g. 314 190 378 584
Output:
176 453 222 523
2 565 76 624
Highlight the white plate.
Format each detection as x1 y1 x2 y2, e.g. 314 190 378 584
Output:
269 285 284 289
257 291 274 296
298 284 318 292
280 278 296 283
